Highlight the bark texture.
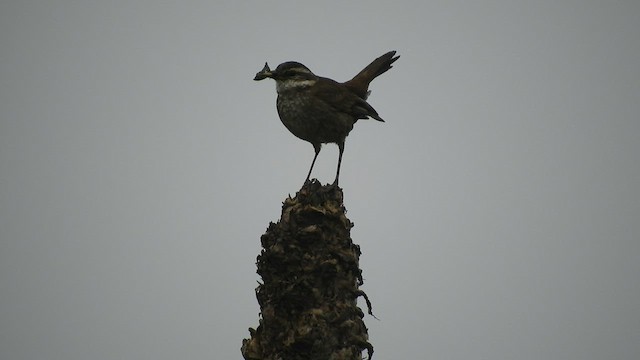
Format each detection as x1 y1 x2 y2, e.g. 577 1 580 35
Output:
242 180 373 360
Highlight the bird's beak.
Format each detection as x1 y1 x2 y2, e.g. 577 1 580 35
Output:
253 62 273 81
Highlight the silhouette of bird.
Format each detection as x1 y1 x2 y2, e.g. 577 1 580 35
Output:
254 51 399 185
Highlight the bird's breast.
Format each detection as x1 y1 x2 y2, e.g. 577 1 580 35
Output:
275 91 354 145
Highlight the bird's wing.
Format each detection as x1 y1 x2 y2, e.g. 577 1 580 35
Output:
311 77 384 122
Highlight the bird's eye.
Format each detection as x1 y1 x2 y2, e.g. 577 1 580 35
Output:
284 70 297 77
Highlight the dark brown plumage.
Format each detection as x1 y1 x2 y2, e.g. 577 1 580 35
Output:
254 51 399 185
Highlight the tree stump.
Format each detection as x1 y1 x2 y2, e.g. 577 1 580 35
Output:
242 180 373 360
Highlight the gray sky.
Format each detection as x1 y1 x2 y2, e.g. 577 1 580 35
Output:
1 1 639 359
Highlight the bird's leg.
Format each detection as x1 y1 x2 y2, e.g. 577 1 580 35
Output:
305 143 321 183
332 140 345 186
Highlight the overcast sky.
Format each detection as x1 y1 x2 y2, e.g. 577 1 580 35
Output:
1 1 639 359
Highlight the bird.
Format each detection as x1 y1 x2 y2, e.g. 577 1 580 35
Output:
254 51 399 186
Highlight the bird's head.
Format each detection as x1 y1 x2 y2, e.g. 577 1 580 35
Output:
254 61 318 92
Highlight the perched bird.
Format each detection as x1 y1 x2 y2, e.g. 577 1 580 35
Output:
254 51 399 186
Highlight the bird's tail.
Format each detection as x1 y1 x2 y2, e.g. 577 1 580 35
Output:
344 51 400 99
